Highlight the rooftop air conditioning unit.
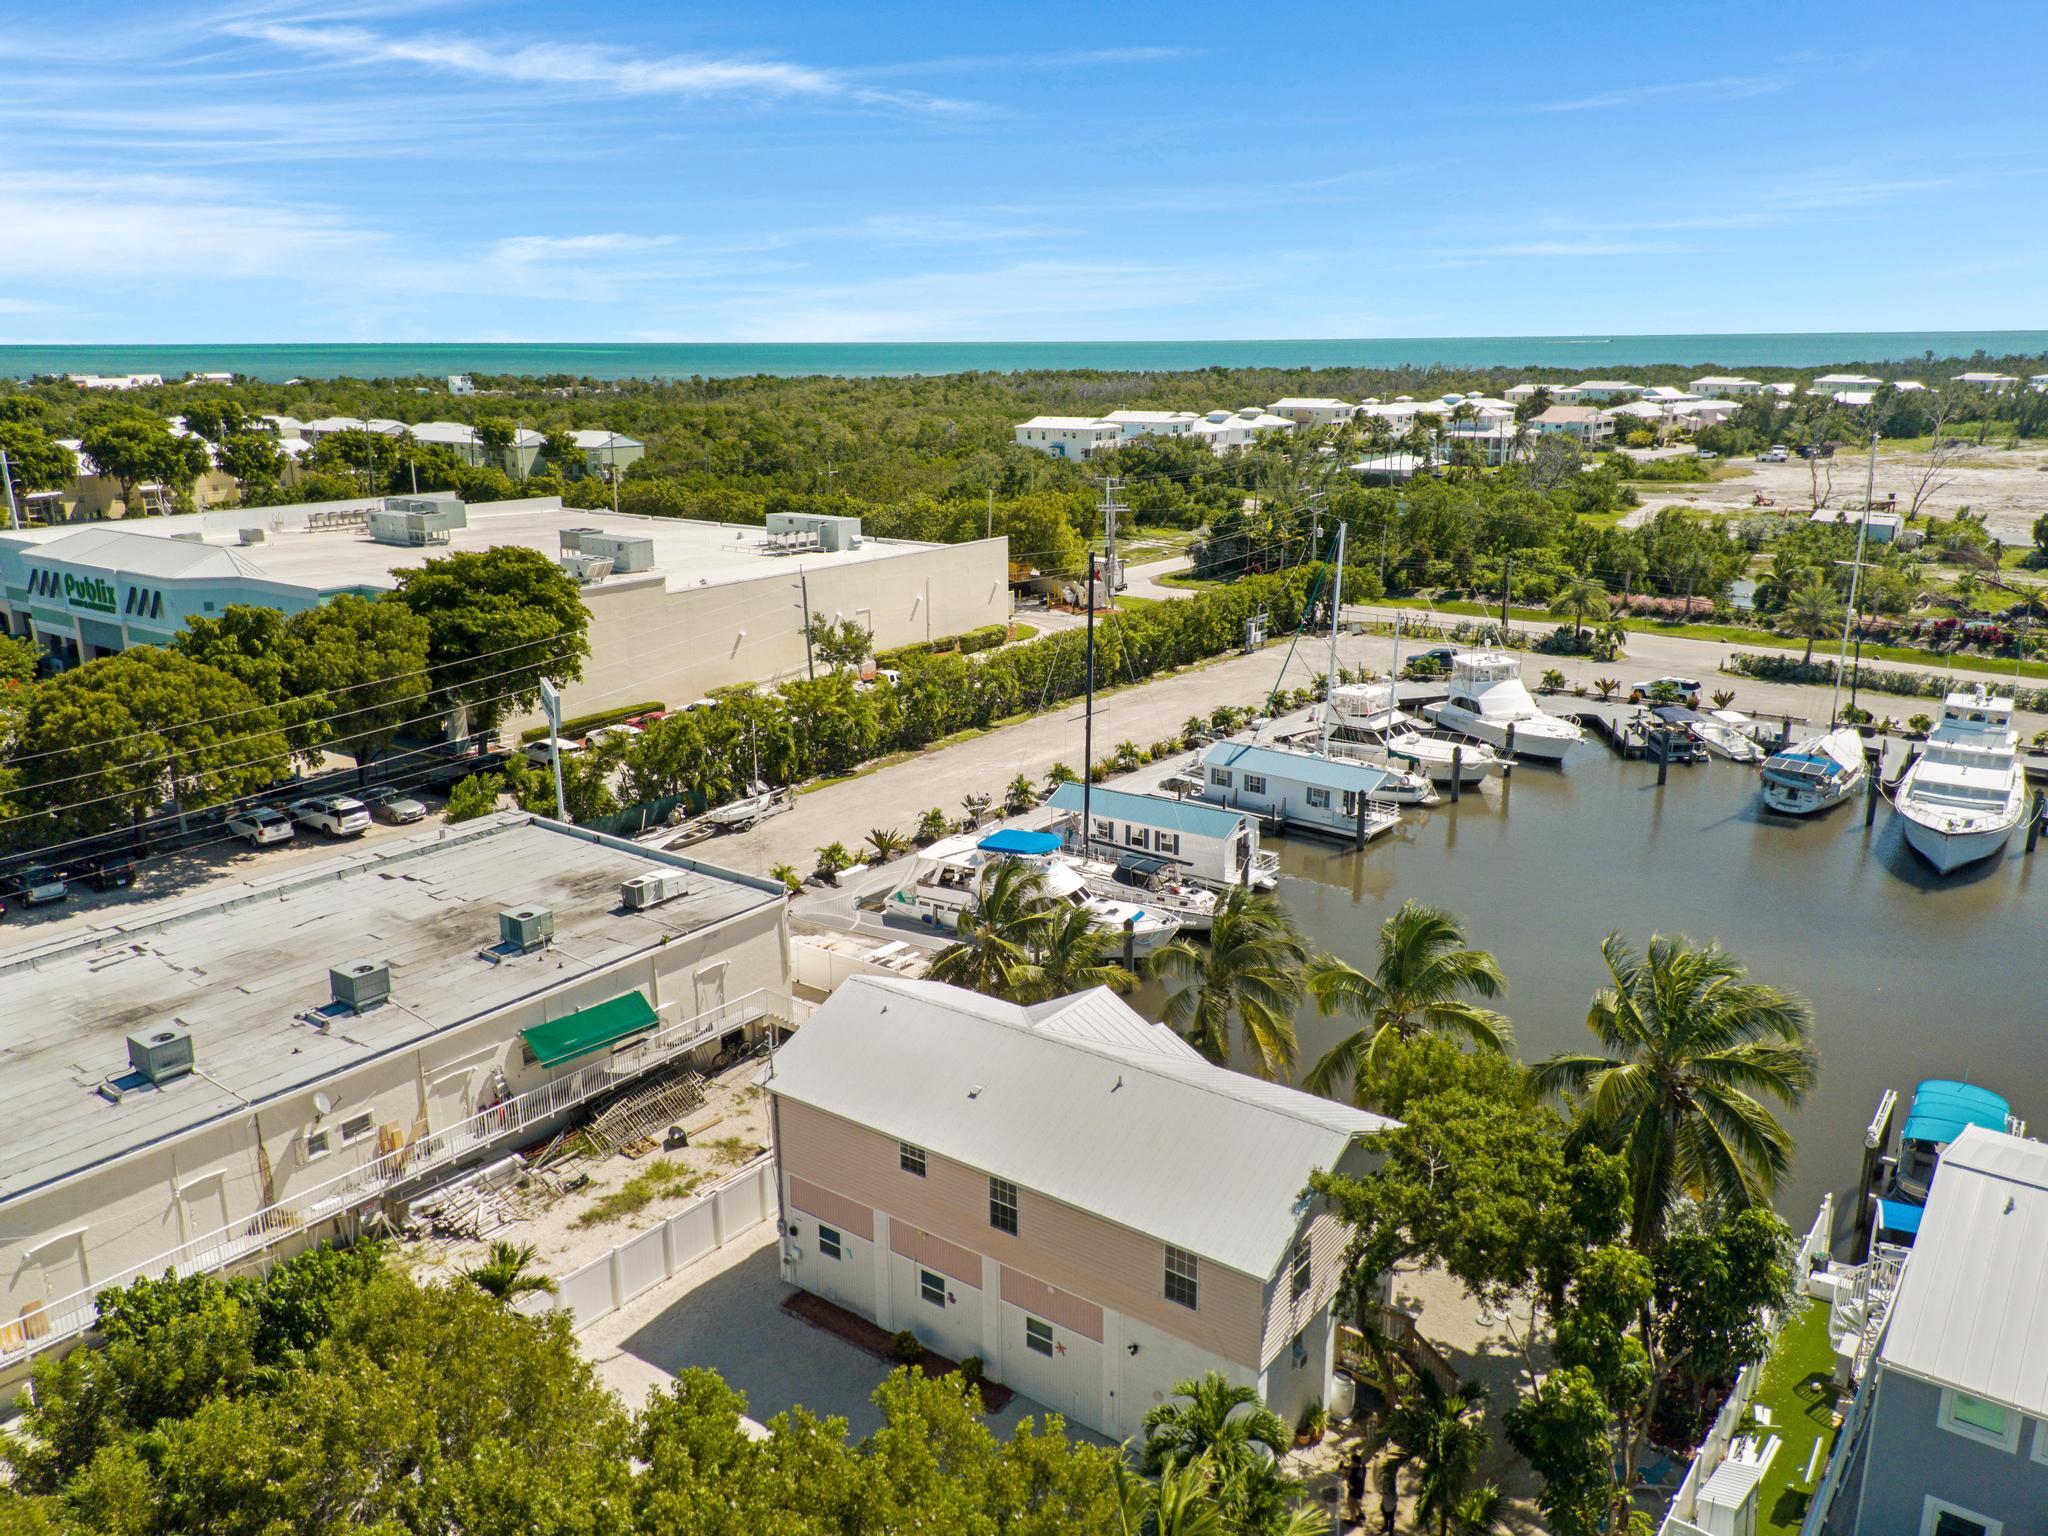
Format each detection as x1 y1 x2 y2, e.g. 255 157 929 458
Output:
127 1025 195 1085
578 533 656 573
498 906 554 952
621 870 689 910
330 960 390 1012
559 526 605 555
559 552 614 584
239 527 266 544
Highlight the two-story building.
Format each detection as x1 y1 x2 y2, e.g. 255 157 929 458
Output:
1191 408 1298 454
1569 380 1646 402
767 976 1392 1442
1528 404 1616 446
1043 781 1277 889
1102 410 1200 442
0 813 791 1379
1688 375 1765 398
1812 1127 2048 1536
1014 416 1123 459
1266 398 1357 427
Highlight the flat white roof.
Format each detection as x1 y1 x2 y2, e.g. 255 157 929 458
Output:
769 976 1392 1278
1880 1127 2048 1415
1268 397 1353 409
1017 415 1116 431
0 498 954 599
0 814 780 1202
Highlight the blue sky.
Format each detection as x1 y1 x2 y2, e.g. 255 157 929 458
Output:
2 1 2044 343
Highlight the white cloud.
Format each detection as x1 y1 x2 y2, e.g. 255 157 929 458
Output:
241 23 975 113
488 233 681 264
1526 73 1788 112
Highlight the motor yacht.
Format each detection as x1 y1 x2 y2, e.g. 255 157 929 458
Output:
1322 681 1500 785
1892 687 2029 874
885 830 1181 957
1421 650 1583 762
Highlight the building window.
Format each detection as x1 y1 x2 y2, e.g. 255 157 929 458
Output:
818 1224 843 1261
1939 1388 2021 1452
1290 1236 1313 1302
1092 819 1114 843
900 1143 927 1177
1165 1245 1199 1310
1243 775 1267 796
1026 1316 1054 1357
1208 769 1231 787
1155 833 1179 856
1125 826 1149 850
920 1269 946 1307
340 1112 374 1144
1920 1497 2001 1536
1306 787 1330 810
990 1176 1019 1235
302 1129 330 1161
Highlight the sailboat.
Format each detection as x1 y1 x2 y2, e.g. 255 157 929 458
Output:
1318 615 1501 785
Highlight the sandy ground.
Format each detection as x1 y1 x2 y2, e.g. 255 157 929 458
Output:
400 1055 772 1288
1622 445 2048 541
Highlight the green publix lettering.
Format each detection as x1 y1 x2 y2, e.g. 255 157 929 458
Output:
61 573 119 613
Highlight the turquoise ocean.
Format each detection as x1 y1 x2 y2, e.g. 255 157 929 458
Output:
4 333 2045 383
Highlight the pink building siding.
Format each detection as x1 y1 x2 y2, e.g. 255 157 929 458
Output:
777 1097 1266 1366
889 1223 983 1288
789 1176 873 1241
1001 1264 1105 1343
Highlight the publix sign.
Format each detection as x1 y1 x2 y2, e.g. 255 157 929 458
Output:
61 573 118 614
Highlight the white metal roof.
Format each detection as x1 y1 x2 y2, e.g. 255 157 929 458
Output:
1017 415 1117 431
1879 1127 2048 1415
767 976 1392 1278
23 525 267 581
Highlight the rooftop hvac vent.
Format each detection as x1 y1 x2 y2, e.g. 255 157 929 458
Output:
575 532 656 574
558 526 606 555
239 527 266 544
126 1025 195 1085
329 960 390 1012
621 870 689 910
559 552 614 584
498 906 554 953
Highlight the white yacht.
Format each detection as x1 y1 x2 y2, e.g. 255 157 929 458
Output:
1892 688 2029 873
885 830 1182 957
1693 710 1764 764
1322 681 1499 786
1421 650 1584 762
1074 852 1218 934
1759 727 1867 815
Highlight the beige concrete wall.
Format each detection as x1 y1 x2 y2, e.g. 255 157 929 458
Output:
0 902 787 1337
555 537 1009 720
775 1097 1267 1368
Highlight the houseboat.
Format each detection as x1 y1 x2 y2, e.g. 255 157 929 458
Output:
1195 741 1403 844
1319 680 1500 785
1044 781 1278 890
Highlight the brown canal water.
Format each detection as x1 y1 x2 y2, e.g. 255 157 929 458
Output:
1150 741 2046 1225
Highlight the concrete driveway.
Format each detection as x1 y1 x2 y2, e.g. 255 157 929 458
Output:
582 1221 1094 1442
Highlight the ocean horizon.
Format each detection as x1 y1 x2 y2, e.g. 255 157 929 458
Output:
5 331 2045 384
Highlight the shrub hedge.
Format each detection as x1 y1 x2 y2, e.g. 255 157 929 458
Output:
1723 650 2048 712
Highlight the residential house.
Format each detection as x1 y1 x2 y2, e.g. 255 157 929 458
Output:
1639 386 1702 406
0 813 792 1380
2030 374 2048 393
1528 404 1615 446
1569 380 1646 402
1014 416 1123 460
766 975 1394 1442
1102 410 1200 442
1811 374 1882 395
1044 781 1276 889
65 374 163 391
1689 376 1765 397
1810 507 1901 543
1952 372 2019 392
1266 398 1357 427
569 429 647 479
1812 1127 2048 1536
21 433 240 524
1191 408 1297 454
1505 383 1583 405
449 374 476 396
1196 740 1405 841
300 416 408 443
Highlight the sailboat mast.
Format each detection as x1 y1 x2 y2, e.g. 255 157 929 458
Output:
1321 523 1346 755
1083 552 1096 853
1828 431 1878 727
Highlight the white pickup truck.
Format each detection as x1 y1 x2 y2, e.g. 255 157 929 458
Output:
289 795 371 837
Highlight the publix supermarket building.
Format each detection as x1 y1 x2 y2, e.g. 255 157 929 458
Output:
0 494 1007 719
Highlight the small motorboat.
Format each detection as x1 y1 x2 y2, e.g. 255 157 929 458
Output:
1759 727 1867 816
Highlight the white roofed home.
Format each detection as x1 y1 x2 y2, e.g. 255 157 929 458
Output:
1689 375 1765 397
1505 382 1582 405
1811 373 1882 394
1192 408 1298 454
1807 1127 2048 1536
1952 371 2019 392
1014 416 1122 459
1569 380 1645 401
1266 397 1357 427
1102 409 1200 441
765 976 1394 1442
1529 404 1615 445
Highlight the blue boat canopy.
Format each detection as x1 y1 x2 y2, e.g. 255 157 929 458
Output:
1902 1079 2011 1148
1874 1198 1925 1237
978 829 1062 856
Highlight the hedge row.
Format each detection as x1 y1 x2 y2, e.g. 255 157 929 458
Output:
519 700 667 745
1723 651 2048 713
875 623 1010 670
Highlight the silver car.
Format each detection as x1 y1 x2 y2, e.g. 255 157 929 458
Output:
362 787 427 825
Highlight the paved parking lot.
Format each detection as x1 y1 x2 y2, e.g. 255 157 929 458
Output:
581 1221 1090 1442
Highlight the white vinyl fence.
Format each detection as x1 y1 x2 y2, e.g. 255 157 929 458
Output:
521 1154 775 1330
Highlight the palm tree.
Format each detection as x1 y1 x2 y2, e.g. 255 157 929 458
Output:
926 859 1055 1002
1025 903 1135 1001
1003 773 1038 815
1140 1372 1289 1477
1778 577 1840 665
462 1240 557 1303
1044 761 1079 796
1450 1484 1507 1535
1529 933 1817 1247
1388 1373 1490 1536
866 827 909 863
769 862 803 894
1150 889 1306 1079
1304 901 1512 1104
1548 573 1611 644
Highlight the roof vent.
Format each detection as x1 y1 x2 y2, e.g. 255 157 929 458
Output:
126 1025 195 1085
329 960 390 1012
498 906 554 953
621 870 690 910
239 527 266 544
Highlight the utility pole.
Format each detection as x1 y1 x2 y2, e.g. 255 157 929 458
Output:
1083 552 1097 850
539 679 567 822
795 568 816 680
985 486 994 540
1098 475 1124 593
610 435 620 517
0 449 20 531
1500 551 1513 635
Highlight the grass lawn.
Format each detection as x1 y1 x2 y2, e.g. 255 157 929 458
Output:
1737 1302 1844 1536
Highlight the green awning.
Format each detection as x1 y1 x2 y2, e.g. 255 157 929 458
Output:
522 991 659 1067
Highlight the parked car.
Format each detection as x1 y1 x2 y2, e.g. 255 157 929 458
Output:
1697 449 1718 460
523 737 584 769
228 807 296 846
1628 677 1703 705
84 854 137 890
1756 446 1788 463
9 865 68 905
361 787 427 825
290 795 371 837
582 723 643 749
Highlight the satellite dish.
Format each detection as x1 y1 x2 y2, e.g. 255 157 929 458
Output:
313 1091 333 1117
